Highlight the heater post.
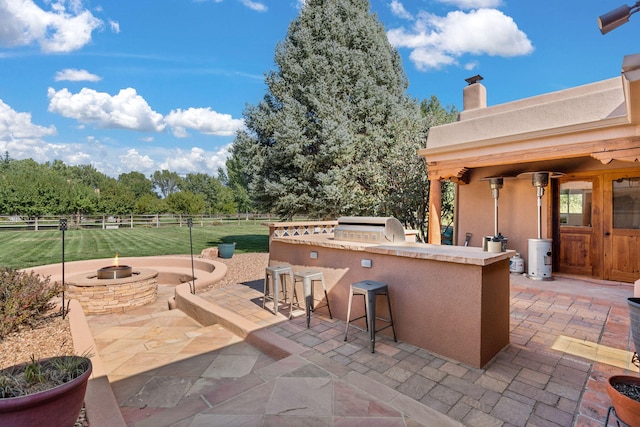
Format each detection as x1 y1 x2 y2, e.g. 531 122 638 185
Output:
536 186 545 239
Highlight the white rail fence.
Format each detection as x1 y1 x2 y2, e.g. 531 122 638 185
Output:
0 214 282 231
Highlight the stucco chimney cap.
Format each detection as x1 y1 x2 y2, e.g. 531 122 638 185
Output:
465 74 483 85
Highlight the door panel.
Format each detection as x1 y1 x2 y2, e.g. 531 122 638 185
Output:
558 230 593 275
609 235 640 281
604 173 640 282
558 177 601 277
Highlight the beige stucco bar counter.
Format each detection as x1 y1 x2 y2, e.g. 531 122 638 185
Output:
269 234 511 368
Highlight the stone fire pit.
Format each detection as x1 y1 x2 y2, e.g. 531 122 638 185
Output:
66 268 159 314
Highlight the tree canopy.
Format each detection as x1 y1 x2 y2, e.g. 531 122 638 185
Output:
228 0 457 239
229 0 421 219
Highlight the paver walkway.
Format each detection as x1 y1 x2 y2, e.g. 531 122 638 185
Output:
86 269 637 426
88 284 458 426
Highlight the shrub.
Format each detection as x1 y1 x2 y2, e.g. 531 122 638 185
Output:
0 268 62 339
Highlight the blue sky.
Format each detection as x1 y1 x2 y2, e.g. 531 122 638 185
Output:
0 0 637 178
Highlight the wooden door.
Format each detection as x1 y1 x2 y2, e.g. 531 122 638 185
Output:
557 176 603 277
603 172 640 282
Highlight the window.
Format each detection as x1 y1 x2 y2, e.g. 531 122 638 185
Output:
613 177 640 229
559 181 592 227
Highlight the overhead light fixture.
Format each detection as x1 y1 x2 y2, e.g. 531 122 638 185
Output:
598 1 640 34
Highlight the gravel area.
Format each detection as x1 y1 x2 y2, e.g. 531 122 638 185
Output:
0 313 74 370
201 251 269 289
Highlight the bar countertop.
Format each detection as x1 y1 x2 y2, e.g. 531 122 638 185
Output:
272 234 513 267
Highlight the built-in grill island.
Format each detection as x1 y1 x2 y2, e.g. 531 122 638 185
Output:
333 216 406 244
267 218 512 368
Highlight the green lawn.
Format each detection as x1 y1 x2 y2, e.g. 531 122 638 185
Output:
0 224 269 269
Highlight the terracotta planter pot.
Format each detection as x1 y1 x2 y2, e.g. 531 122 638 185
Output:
0 356 92 427
607 375 640 426
628 298 640 354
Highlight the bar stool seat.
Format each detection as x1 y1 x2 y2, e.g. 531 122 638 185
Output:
263 265 294 315
290 270 332 328
344 280 397 353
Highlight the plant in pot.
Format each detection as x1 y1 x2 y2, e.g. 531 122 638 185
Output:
605 297 640 425
0 268 93 427
0 354 92 427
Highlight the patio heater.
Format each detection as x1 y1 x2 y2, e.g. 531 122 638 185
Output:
519 171 562 280
480 176 513 249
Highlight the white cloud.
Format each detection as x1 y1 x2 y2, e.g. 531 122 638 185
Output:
159 146 230 175
438 0 503 8
0 0 103 53
119 148 155 171
0 98 235 178
239 0 267 12
408 49 457 70
0 100 94 167
164 107 244 137
109 19 120 33
47 87 166 132
65 150 94 165
54 68 102 82
387 8 533 70
0 138 91 167
464 61 479 70
0 99 57 139
390 1 413 20
47 86 244 140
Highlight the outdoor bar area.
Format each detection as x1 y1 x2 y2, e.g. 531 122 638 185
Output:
267 218 512 368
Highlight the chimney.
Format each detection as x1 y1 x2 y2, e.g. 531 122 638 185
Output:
463 75 486 111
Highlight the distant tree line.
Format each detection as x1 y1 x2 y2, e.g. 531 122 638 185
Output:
0 153 249 217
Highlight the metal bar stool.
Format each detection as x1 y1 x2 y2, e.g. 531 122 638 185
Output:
605 406 630 426
289 270 332 328
344 280 397 353
263 265 294 315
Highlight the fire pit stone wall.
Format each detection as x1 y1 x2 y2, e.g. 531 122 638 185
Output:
66 268 159 314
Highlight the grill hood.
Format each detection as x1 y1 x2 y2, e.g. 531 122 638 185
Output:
334 216 406 243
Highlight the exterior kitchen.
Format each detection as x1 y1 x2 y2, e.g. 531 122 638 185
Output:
267 217 511 369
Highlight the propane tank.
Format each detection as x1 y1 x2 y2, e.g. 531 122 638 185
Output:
510 253 525 274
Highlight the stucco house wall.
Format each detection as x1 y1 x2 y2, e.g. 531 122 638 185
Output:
420 55 640 281
455 159 633 262
456 169 540 258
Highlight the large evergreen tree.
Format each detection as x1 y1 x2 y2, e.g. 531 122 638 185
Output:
382 96 458 241
229 0 420 219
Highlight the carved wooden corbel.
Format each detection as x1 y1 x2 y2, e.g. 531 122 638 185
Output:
427 166 469 184
591 147 640 164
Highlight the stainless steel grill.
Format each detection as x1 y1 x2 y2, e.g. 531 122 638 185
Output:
334 216 406 243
